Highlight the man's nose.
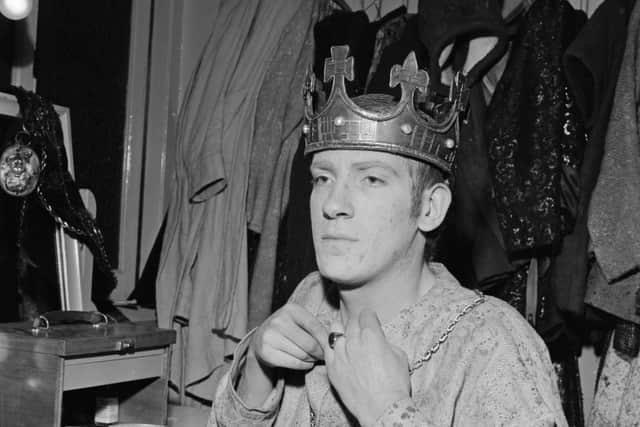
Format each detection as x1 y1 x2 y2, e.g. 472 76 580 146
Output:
322 181 354 219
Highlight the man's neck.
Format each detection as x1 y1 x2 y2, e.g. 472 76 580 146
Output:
337 251 437 326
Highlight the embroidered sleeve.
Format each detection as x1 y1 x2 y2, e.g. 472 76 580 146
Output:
209 329 285 426
208 274 324 426
460 343 561 426
454 307 567 426
373 397 436 426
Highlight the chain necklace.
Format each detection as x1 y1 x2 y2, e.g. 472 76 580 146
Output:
408 290 485 375
309 290 485 425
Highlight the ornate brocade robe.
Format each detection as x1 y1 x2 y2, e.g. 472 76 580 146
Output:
209 264 567 426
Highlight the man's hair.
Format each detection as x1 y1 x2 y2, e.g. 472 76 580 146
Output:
407 158 446 217
407 158 448 260
352 94 450 259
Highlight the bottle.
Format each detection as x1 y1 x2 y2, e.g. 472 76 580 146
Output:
94 385 119 426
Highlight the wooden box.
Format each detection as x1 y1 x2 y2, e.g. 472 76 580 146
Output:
0 314 176 427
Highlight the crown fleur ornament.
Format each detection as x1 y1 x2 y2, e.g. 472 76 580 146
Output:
303 45 469 173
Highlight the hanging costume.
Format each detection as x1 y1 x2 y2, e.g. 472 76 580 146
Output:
410 1 589 424
246 0 325 329
155 0 327 402
585 0 640 327
485 0 586 256
587 0 640 423
366 11 428 98
555 0 635 320
479 2 588 424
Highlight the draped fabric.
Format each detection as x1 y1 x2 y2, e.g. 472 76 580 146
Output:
156 0 312 401
587 0 640 285
246 0 326 329
585 0 640 327
553 0 635 317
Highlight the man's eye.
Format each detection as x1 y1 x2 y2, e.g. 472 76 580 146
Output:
364 176 385 186
311 175 330 186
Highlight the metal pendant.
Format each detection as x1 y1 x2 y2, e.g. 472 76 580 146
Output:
0 142 40 196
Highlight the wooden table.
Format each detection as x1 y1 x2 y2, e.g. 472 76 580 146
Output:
0 317 175 427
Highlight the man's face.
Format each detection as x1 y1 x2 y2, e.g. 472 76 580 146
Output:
310 149 422 286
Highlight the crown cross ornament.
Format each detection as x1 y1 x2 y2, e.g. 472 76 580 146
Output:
323 45 354 85
303 45 469 173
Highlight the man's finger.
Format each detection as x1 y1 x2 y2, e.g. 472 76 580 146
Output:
277 318 325 360
263 331 318 363
264 348 315 371
286 303 330 353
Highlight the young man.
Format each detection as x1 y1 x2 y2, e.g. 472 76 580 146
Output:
208 46 567 426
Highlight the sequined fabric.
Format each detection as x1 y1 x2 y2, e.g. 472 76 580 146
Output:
485 0 586 254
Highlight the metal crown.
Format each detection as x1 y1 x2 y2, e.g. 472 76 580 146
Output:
303 45 469 173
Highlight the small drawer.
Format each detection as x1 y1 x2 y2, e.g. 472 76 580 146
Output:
63 349 167 391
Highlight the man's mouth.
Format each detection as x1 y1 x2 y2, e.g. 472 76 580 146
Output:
321 233 358 241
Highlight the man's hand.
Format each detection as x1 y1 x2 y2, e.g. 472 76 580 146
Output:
251 302 329 371
237 303 329 407
325 309 411 426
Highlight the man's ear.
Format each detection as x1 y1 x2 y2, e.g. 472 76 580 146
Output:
416 182 452 233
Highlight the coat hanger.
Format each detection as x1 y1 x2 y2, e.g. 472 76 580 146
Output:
580 0 591 15
331 0 352 12
362 0 383 20
359 0 412 21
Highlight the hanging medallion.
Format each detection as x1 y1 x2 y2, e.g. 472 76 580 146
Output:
0 136 40 196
